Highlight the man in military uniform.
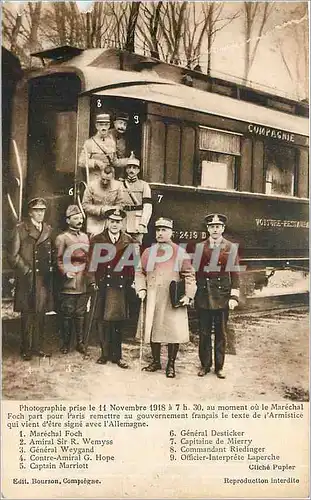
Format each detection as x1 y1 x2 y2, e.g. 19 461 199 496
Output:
78 113 116 184
55 205 92 355
135 217 197 378
82 165 124 236
106 111 130 177
122 157 152 244
8 198 54 360
89 208 136 368
195 214 240 379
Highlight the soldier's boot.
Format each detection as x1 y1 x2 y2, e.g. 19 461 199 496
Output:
166 343 179 378
60 317 72 354
20 314 32 361
142 342 161 372
75 317 87 355
96 324 108 364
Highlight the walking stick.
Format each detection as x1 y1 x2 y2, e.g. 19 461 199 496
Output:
12 139 23 221
83 286 98 359
139 298 145 371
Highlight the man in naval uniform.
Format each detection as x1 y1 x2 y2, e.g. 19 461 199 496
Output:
122 157 152 244
54 205 92 355
9 198 54 360
82 165 125 236
89 208 136 368
78 113 116 184
195 213 240 379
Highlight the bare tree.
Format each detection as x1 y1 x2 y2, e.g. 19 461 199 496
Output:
275 3 308 100
2 3 43 66
136 2 164 59
182 2 240 72
242 2 274 83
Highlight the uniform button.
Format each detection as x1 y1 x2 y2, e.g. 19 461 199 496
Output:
206 278 209 281
36 269 39 272
107 284 110 287
107 266 110 269
107 274 110 278
36 260 39 263
217 278 220 281
120 285 123 288
218 286 221 289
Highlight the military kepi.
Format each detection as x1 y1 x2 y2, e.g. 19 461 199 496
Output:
205 213 227 225
155 217 173 229
28 197 47 209
66 205 82 218
105 208 127 220
96 113 110 122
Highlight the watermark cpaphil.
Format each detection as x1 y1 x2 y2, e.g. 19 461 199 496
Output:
62 242 246 274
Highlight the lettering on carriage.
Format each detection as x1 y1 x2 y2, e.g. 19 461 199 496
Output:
248 124 295 143
255 218 309 229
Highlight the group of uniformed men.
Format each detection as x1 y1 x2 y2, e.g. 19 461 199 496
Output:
8 112 240 380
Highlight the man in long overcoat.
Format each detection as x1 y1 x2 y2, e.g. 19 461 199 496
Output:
135 217 197 378
89 208 136 367
55 205 92 355
8 198 54 360
195 213 240 379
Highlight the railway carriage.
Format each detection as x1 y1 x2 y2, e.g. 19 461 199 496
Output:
3 46 309 298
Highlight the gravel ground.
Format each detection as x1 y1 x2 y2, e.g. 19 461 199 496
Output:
2 309 309 401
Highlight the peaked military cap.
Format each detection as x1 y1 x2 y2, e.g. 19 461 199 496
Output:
205 213 227 225
105 208 127 221
96 113 111 122
28 197 47 209
66 205 82 218
155 217 173 229
115 111 129 121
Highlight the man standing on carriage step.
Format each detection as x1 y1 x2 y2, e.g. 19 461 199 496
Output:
195 213 241 379
106 111 131 178
55 205 94 355
82 165 125 236
78 113 116 184
8 198 54 361
89 208 137 368
122 156 153 244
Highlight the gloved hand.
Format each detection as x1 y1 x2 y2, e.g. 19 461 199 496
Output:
229 298 239 310
137 290 147 301
179 295 190 306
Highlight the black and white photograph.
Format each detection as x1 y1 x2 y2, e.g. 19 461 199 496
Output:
1 1 309 498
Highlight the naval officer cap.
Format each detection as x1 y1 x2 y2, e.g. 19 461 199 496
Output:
205 213 228 225
105 208 127 221
96 113 111 123
155 217 173 229
66 205 82 218
28 197 47 209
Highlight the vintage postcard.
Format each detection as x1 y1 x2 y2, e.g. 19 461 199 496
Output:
1 1 309 498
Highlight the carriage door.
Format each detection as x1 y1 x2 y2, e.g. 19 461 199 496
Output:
27 74 81 225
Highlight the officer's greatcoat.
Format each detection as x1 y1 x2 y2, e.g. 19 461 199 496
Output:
82 178 125 236
90 229 135 321
135 242 197 343
54 229 90 294
9 220 54 313
195 238 240 310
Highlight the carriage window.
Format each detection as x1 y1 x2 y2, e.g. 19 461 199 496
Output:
199 127 241 190
265 145 296 196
